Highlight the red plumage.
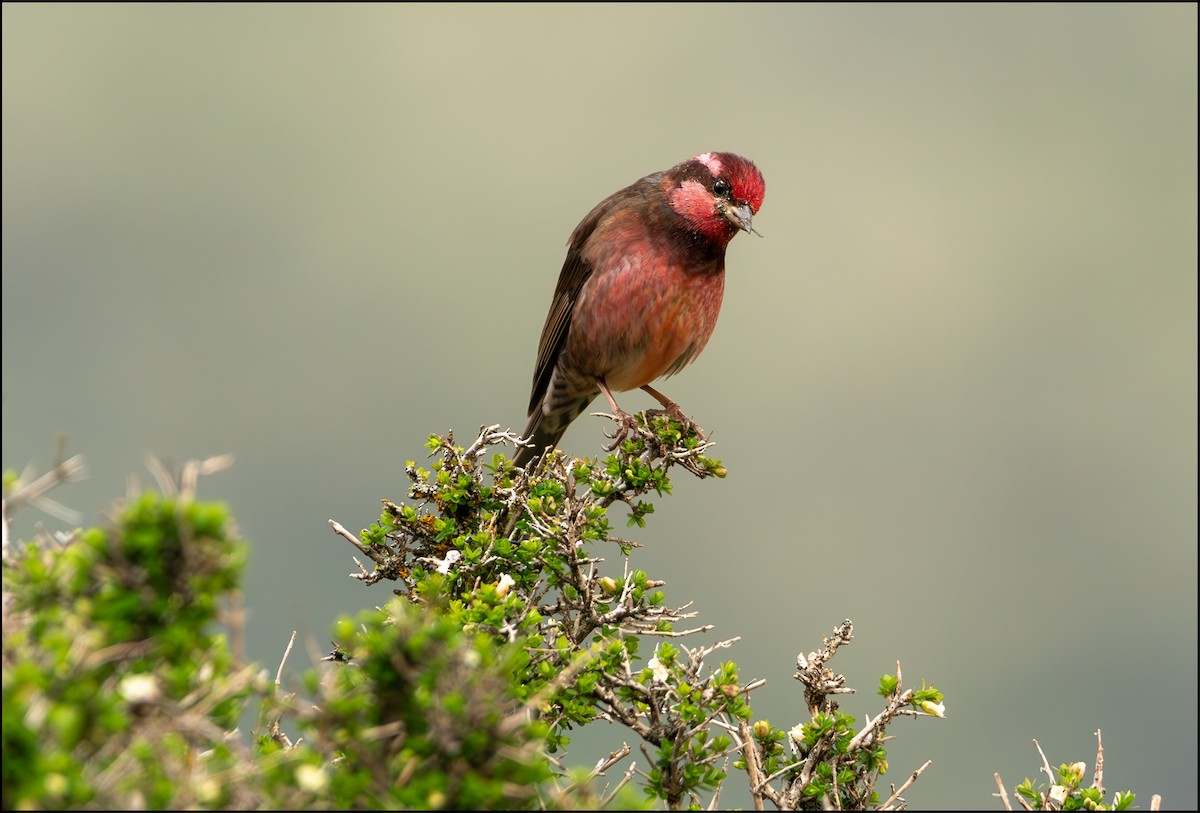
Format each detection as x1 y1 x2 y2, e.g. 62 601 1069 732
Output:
513 152 765 468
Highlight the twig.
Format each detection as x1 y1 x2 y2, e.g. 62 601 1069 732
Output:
178 453 235 500
847 687 913 752
560 742 632 798
1092 729 1104 797
227 588 247 664
328 519 378 560
1033 738 1055 786
879 759 931 809
761 756 806 791
738 721 767 811
600 759 639 808
994 772 1013 811
328 518 365 550
629 624 714 638
3 451 87 521
591 743 632 776
144 453 176 497
707 765 725 811
276 630 297 694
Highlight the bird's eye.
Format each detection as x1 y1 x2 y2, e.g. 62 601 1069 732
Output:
713 179 731 197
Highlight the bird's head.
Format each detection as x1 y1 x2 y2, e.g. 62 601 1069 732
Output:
665 152 766 244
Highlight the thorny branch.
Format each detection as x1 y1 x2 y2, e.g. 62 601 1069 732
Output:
322 425 946 810
992 731 1162 812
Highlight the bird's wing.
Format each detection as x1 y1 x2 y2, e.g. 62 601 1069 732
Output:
526 174 662 416
528 239 595 416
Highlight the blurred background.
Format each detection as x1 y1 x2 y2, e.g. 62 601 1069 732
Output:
3 4 1195 808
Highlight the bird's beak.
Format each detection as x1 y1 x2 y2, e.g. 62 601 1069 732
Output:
721 202 755 234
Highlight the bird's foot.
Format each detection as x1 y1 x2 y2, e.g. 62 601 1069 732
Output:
600 408 642 452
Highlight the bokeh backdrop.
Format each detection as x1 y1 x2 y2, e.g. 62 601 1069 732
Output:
3 4 1195 809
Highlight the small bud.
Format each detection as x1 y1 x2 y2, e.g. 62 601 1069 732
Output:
44 774 68 799
598 576 620 594
752 719 772 739
1069 762 1087 781
919 700 946 718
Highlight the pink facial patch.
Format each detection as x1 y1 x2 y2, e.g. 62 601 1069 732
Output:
669 179 736 242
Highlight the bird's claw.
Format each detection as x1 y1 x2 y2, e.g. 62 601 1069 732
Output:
601 409 641 452
596 403 708 454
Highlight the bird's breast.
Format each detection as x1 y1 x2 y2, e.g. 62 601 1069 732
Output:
568 243 725 393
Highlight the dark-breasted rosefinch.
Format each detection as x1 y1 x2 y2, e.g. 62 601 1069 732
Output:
513 152 765 468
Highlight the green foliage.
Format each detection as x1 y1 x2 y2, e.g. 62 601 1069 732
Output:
285 598 554 809
4 422 1154 810
336 422 745 807
3 486 253 809
1006 738 1140 811
1 461 562 810
2 422 946 810
728 620 946 810
326 424 952 809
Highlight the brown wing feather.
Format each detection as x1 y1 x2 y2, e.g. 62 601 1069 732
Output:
526 200 609 415
526 169 670 416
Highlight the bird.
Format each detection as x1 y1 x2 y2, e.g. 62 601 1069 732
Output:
512 152 765 469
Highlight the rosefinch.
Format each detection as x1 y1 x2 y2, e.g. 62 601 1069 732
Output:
513 152 765 468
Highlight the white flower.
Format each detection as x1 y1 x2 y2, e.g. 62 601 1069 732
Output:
435 550 462 574
495 573 516 597
1048 785 1068 806
647 656 669 683
789 723 806 744
119 674 161 704
193 777 221 804
296 764 329 793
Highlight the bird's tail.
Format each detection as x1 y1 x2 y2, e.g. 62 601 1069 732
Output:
511 410 563 470
511 388 599 469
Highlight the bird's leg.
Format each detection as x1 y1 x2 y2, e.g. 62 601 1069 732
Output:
640 384 707 441
597 377 640 451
